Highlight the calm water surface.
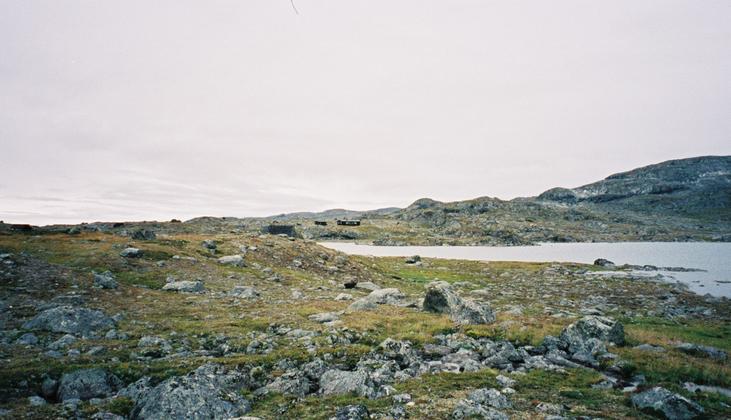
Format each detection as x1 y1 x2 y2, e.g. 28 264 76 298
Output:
320 242 731 297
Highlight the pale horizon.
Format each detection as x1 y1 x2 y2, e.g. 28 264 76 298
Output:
2 1 730 225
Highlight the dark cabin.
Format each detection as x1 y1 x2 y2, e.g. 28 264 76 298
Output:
263 224 297 237
314 221 327 226
336 220 361 226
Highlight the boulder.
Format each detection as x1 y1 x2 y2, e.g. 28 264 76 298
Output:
343 276 358 289
674 342 727 361
15 332 38 346
265 373 311 398
23 306 115 337
117 377 152 402
349 288 404 311
229 286 259 299
405 255 421 264
131 230 156 240
308 312 341 323
57 369 123 401
593 258 615 267
423 281 495 325
332 404 370 420
120 248 143 258
162 280 204 293
319 369 372 397
132 364 250 420
218 255 245 267
93 271 118 289
559 316 625 355
631 387 703 419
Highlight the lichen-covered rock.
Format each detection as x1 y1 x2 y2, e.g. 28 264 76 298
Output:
319 369 373 397
57 369 123 401
120 248 142 258
332 404 370 420
674 342 727 361
559 316 625 355
162 280 204 293
423 281 495 325
23 306 115 337
348 288 404 311
132 363 250 420
631 387 703 419
93 271 118 289
229 285 259 299
218 255 245 267
265 373 311 398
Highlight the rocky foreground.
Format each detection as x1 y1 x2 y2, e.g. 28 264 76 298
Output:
0 230 729 419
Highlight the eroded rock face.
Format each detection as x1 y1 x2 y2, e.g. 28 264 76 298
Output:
57 369 123 401
423 281 495 325
23 306 115 337
631 387 704 419
132 363 250 420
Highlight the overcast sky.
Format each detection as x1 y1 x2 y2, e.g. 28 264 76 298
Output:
1 1 730 225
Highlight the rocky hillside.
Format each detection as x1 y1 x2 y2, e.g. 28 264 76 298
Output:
0 230 729 418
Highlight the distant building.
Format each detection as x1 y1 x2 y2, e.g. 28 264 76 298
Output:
336 220 361 226
314 221 327 226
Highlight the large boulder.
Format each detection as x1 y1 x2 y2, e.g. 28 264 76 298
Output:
120 248 143 258
423 281 495 325
319 369 373 397
132 363 250 420
217 255 245 267
631 387 703 419
348 288 405 311
559 316 625 355
57 368 123 401
23 306 115 337
93 271 118 289
162 280 204 293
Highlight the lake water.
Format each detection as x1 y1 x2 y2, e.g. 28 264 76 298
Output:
319 242 731 298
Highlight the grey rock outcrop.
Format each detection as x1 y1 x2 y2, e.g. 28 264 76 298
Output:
162 280 204 293
320 369 373 397
631 387 703 419
23 306 115 337
423 281 495 325
57 368 123 401
132 363 250 420
349 288 405 311
120 248 143 258
93 271 118 289
218 255 245 267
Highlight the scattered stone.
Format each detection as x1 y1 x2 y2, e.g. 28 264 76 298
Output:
57 369 123 401
132 363 251 419
24 306 115 337
229 286 259 299
120 248 143 258
93 271 118 289
593 258 615 267
423 281 495 325
349 288 404 311
162 280 204 293
332 404 370 420
218 255 245 267
131 230 156 240
28 396 47 406
634 344 666 353
674 342 727 361
496 375 516 388
320 369 372 397
308 312 341 323
354 281 381 291
405 255 421 264
631 387 704 420
15 332 38 346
